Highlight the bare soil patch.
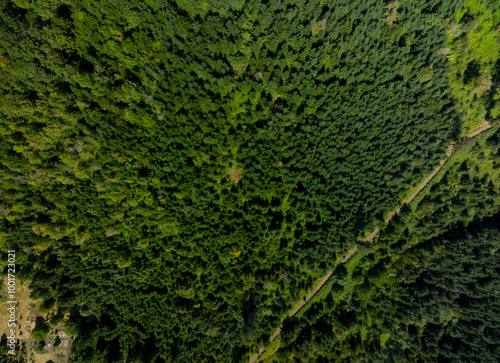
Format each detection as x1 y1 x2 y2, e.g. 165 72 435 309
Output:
228 167 243 184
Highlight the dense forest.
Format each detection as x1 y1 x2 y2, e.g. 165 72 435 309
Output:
276 212 500 362
0 0 498 362
275 126 500 362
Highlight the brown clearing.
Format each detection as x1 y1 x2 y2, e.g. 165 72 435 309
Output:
385 2 400 25
228 167 243 184
1 279 44 341
312 19 327 36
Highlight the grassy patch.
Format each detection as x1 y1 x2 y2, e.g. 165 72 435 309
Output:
344 251 365 299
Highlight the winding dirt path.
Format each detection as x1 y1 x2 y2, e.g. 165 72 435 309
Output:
249 122 493 362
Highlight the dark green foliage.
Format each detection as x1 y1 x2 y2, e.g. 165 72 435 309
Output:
0 0 496 361
0 340 24 363
276 128 500 362
277 213 500 362
38 298 56 314
31 322 50 342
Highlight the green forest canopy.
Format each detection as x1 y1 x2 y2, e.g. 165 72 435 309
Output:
277 208 500 362
0 0 499 361
275 124 500 362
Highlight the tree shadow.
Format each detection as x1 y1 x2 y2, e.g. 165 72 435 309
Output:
463 60 480 85
35 316 46 327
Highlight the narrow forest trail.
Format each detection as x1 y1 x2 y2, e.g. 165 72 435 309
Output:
466 120 492 139
249 122 494 363
264 246 358 346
